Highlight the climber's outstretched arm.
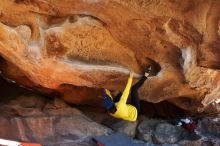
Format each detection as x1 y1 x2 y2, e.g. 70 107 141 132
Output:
119 72 133 104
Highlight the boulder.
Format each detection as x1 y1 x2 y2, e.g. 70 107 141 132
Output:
137 119 165 142
0 95 110 145
0 0 220 112
153 123 187 144
195 116 220 146
196 116 220 138
102 117 138 138
178 139 204 146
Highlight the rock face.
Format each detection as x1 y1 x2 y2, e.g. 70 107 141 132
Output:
137 117 220 146
137 119 187 144
0 95 110 145
153 123 186 144
0 0 220 112
137 119 164 142
195 117 220 142
102 117 138 138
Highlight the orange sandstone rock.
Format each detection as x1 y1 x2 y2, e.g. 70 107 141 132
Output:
0 0 219 112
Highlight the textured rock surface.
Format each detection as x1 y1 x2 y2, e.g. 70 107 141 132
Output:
0 96 110 145
137 119 165 142
137 119 188 144
0 92 218 146
102 118 138 138
153 123 186 144
0 0 220 112
137 117 220 146
195 116 220 145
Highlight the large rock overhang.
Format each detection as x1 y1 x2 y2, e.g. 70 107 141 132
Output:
0 0 219 113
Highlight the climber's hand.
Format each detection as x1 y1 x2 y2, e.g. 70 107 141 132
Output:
145 65 155 77
145 72 150 77
129 71 134 78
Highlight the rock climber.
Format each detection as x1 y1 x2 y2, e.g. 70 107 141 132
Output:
103 65 156 122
